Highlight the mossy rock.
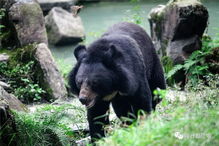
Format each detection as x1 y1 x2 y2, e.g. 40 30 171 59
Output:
8 1 48 47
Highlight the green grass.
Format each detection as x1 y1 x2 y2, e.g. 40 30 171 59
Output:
5 77 218 146
98 80 219 146
3 100 87 146
1 78 218 146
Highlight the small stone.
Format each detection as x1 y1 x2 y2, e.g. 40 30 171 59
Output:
75 137 91 146
0 54 9 62
0 81 11 90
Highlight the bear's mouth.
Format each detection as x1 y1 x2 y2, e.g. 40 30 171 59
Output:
85 99 96 109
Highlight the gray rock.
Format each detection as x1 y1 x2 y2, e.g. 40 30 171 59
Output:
0 86 28 112
76 137 91 146
0 53 9 62
37 0 78 15
45 7 85 46
0 81 11 90
34 43 67 100
70 123 89 132
148 0 208 63
167 35 201 64
8 0 48 47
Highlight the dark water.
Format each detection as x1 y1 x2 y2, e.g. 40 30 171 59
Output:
50 0 219 71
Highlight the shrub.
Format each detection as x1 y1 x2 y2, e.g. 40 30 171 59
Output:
0 44 47 103
0 60 45 103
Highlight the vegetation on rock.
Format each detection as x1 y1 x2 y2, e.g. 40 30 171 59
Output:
0 45 46 103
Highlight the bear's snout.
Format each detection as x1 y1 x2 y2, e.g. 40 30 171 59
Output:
79 96 87 105
79 82 97 108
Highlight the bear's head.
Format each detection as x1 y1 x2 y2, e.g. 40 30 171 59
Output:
69 38 139 108
69 41 121 108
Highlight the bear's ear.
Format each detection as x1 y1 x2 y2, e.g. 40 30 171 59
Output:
106 44 121 59
74 45 87 60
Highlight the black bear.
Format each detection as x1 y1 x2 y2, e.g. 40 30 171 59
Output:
69 22 166 140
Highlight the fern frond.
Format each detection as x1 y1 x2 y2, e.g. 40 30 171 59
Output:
166 64 184 79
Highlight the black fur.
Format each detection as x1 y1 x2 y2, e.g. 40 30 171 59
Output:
69 22 166 141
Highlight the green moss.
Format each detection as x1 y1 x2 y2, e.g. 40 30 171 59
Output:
149 6 165 22
0 44 37 68
9 44 37 66
20 3 43 25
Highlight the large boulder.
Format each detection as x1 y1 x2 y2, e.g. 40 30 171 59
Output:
7 0 48 47
45 7 85 46
34 43 67 100
148 0 208 64
37 0 78 15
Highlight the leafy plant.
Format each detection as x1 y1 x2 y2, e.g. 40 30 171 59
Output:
161 56 174 85
15 82 45 102
0 61 45 103
0 44 48 103
130 6 143 25
123 1 143 25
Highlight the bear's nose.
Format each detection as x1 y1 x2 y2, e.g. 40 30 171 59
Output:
79 96 87 105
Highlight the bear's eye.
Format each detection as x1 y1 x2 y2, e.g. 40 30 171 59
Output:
91 80 98 87
76 80 82 88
